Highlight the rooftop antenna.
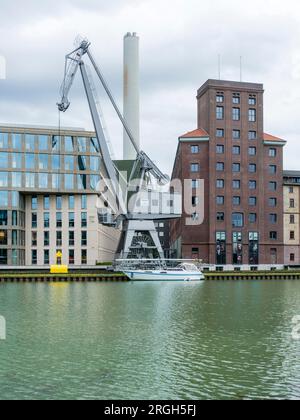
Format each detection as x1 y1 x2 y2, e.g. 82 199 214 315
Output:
218 54 221 80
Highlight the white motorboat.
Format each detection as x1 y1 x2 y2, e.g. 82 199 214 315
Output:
121 262 205 282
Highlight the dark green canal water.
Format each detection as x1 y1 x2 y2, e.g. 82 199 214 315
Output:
0 281 299 400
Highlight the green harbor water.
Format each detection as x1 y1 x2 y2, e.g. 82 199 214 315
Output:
0 280 300 400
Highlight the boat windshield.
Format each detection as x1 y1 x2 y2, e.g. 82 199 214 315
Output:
178 263 199 272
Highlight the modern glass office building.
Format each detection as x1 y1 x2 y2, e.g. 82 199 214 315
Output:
0 124 119 266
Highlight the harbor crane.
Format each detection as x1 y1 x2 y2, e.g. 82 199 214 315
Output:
57 38 182 259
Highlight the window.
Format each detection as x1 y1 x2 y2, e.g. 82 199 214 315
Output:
290 253 295 262
11 172 22 188
216 179 224 189
191 145 199 154
91 138 100 153
52 136 60 152
39 173 48 189
31 231 37 247
233 196 241 206
69 231 75 247
248 131 257 140
217 212 225 221
232 163 240 173
192 196 199 207
81 231 87 246
249 213 257 223
32 196 38 210
216 129 224 138
81 212 87 228
216 94 224 103
69 212 75 228
232 130 240 140
69 249 75 265
81 195 87 210
249 96 256 106
56 212 62 228
269 165 277 175
269 148 277 157
12 211 18 226
0 210 8 226
0 230 8 245
0 133 8 149
25 134 35 151
232 213 244 227
56 196 62 210
269 198 277 207
216 162 224 171
192 180 199 189
32 250 37 265
90 156 101 172
232 146 240 155
52 174 61 189
289 187 294 194
43 196 50 210
39 135 48 151
52 155 60 170
81 249 87 265
25 173 35 188
249 180 257 190
216 145 225 154
12 230 18 246
290 215 295 224
38 154 48 170
0 152 8 169
64 155 74 171
216 196 224 205
290 231 295 240
249 109 256 122
249 147 256 156
216 106 224 120
269 214 277 224
44 250 50 265
290 198 295 208
0 172 8 187
78 155 87 171
32 213 37 229
249 164 257 173
69 196 75 210
78 174 87 190
191 163 199 172
44 212 50 228
232 94 240 104
56 231 62 247
232 107 240 121
25 153 35 169
233 180 241 189
11 191 19 207
270 231 278 240
78 137 87 152
216 231 226 264
11 153 22 169
65 136 75 152
249 197 257 206
269 182 277 191
12 134 22 150
90 175 100 191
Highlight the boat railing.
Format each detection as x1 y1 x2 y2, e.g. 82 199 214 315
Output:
114 259 203 271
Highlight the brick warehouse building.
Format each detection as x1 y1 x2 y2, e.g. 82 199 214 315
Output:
170 79 286 265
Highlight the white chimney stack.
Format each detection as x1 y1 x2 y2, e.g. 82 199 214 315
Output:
123 32 140 160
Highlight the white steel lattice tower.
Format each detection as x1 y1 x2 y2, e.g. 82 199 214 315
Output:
123 32 140 160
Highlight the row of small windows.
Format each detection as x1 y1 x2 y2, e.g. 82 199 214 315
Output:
216 106 256 122
0 191 25 208
31 212 88 229
0 172 100 190
215 212 278 224
0 133 100 154
32 249 88 265
216 129 258 140
192 161 277 177
31 195 87 211
216 93 256 106
0 152 101 172
191 144 277 157
31 230 88 247
0 210 25 227
216 195 278 207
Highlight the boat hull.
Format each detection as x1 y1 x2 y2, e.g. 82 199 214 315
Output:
123 270 205 282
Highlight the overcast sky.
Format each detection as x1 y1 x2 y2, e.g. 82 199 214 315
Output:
1 0 300 174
